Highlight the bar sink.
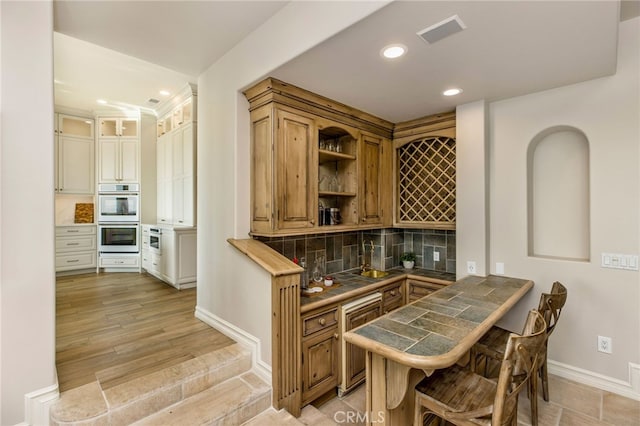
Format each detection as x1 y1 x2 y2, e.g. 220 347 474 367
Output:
360 270 389 278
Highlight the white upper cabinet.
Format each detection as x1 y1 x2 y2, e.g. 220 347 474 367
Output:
55 113 95 194
99 117 138 138
58 114 94 139
156 89 197 227
98 116 140 184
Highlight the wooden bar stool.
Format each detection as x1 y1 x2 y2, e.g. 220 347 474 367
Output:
469 281 567 425
414 309 547 426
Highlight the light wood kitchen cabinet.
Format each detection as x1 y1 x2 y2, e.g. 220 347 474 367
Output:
301 307 339 405
381 280 404 314
407 278 447 302
55 225 97 273
394 112 456 229
341 298 381 395
55 113 95 194
98 116 140 183
276 109 317 230
244 78 394 236
359 132 391 226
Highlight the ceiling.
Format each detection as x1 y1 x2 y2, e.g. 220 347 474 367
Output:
53 1 634 121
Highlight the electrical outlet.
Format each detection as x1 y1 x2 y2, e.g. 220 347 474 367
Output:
597 336 612 354
434 251 440 262
467 261 476 274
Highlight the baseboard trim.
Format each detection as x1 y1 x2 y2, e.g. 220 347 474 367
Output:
195 306 272 384
22 383 59 425
548 360 640 401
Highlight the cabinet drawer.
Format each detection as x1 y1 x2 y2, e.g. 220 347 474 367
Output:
99 255 139 267
382 283 403 313
407 279 445 302
55 235 96 253
56 226 96 236
303 308 338 337
56 252 96 271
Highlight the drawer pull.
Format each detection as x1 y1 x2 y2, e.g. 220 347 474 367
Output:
67 242 80 246
66 259 79 263
390 290 396 296
318 318 326 326
67 230 79 233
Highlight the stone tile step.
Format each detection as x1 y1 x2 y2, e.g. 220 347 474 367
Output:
298 404 339 426
133 372 271 425
242 407 305 426
50 343 252 425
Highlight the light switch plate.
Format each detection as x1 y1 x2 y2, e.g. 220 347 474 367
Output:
434 251 440 262
496 262 505 275
601 253 639 271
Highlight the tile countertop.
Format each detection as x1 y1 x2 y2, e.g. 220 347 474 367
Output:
300 267 456 313
343 275 533 370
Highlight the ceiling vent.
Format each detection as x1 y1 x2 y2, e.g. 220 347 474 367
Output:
147 98 160 105
417 15 466 44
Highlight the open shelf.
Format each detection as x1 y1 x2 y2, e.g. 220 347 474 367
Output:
318 149 356 164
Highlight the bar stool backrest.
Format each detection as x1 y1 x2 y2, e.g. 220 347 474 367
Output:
492 310 547 426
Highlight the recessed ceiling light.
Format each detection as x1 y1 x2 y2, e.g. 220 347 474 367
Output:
443 88 463 96
380 44 407 59
159 90 170 96
96 99 107 104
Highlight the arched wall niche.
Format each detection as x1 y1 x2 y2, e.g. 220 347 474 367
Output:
526 125 590 261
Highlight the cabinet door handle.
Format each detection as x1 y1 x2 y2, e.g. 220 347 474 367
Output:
318 318 326 326
310 219 315 225
334 333 339 340
362 217 367 222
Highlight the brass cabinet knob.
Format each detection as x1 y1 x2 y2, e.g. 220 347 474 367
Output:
318 318 326 326
334 333 339 340
390 290 396 296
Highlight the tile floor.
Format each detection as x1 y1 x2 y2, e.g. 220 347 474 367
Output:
305 374 640 426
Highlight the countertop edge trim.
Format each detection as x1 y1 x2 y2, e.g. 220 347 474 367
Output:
227 238 303 277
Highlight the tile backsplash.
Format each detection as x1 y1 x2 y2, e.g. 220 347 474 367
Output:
254 228 456 275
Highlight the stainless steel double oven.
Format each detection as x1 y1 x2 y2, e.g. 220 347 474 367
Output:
97 183 140 253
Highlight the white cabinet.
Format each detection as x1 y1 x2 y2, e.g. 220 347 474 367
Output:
55 114 95 194
156 94 196 226
55 225 97 272
171 123 195 226
141 224 196 289
98 116 140 183
156 132 173 224
99 118 138 138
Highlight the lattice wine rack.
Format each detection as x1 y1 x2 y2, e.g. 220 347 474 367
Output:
397 136 456 228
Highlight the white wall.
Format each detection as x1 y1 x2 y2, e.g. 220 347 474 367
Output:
196 1 391 368
0 1 57 424
486 17 639 391
456 100 489 277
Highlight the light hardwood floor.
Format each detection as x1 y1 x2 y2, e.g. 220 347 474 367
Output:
56 272 234 392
